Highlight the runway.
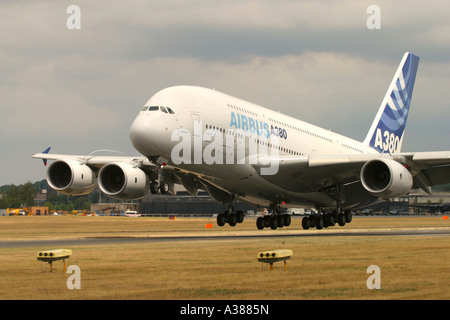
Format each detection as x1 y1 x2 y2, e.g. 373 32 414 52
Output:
1 227 449 248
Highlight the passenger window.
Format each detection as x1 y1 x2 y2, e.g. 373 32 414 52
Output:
167 107 175 114
160 106 168 113
149 106 159 111
141 106 149 111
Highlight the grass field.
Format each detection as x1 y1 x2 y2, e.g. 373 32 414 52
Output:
0 215 449 300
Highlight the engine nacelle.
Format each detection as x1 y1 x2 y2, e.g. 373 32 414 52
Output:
47 160 97 196
361 159 413 198
98 162 150 200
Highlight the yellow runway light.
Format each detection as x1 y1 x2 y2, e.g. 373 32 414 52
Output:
37 249 72 272
257 249 293 271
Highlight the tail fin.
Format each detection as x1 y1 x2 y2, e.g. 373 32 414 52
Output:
363 52 420 153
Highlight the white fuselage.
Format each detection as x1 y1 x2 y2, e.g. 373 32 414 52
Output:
129 85 378 209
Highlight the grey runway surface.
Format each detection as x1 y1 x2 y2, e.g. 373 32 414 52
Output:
1 227 449 248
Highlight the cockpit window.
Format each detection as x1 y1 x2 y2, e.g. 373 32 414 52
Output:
144 106 175 114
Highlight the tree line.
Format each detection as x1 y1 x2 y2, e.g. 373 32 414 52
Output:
0 180 111 212
0 182 37 209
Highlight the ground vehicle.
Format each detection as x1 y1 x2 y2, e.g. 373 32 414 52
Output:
7 208 29 215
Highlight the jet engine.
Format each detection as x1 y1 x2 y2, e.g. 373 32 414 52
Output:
360 159 413 198
47 160 96 196
98 162 150 200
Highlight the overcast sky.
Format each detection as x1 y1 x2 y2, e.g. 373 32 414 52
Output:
1 0 450 185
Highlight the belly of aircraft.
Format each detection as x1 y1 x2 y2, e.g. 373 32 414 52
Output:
174 162 376 210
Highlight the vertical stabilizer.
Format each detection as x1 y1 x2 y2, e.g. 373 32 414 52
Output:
363 52 419 153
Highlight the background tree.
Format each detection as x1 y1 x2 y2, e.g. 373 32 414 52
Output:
19 182 37 206
0 182 37 208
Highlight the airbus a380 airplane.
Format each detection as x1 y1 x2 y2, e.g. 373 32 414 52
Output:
33 53 450 230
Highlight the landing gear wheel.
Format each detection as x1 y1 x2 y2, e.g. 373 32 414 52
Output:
302 216 310 230
284 214 291 227
263 216 270 228
269 216 278 230
150 180 159 194
277 215 284 228
337 214 346 226
256 217 264 230
309 216 316 228
325 214 335 227
345 210 352 223
315 215 324 230
217 213 226 227
228 213 237 227
159 181 169 194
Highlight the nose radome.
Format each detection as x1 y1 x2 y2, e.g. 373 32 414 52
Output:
129 115 152 155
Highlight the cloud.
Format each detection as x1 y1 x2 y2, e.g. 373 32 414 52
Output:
0 56 122 139
1 0 450 185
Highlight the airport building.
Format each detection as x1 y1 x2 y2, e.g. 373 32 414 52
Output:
139 189 450 216
140 191 257 216
91 202 140 216
89 191 257 216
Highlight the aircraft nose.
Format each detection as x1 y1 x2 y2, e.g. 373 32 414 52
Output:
129 115 153 155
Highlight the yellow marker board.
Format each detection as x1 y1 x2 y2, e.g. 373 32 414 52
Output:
257 249 293 270
37 249 72 262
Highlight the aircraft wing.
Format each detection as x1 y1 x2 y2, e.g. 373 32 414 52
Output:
32 152 158 171
32 150 223 198
396 151 450 192
254 151 450 194
33 148 450 201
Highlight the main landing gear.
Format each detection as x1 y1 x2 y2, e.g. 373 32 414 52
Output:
301 208 353 230
216 202 292 230
256 204 291 230
302 185 353 230
217 205 245 227
256 214 291 230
